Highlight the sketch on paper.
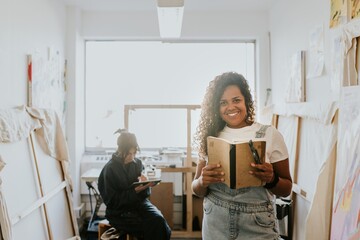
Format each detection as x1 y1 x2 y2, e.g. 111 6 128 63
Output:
285 51 305 103
330 0 347 28
27 49 66 130
330 86 360 240
330 36 344 99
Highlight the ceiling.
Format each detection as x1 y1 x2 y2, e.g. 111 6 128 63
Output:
62 0 278 12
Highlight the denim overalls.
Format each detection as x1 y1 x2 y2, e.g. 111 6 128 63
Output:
202 125 280 240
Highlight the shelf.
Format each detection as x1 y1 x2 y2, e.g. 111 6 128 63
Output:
160 167 196 173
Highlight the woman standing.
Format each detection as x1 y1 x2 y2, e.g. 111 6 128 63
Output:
192 72 292 240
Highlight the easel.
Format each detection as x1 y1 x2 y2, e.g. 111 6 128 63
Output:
81 168 105 233
86 182 104 232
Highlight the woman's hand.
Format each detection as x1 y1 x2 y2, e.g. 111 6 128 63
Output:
249 162 275 183
139 174 147 182
192 160 225 197
134 182 153 193
249 160 293 197
134 174 155 193
197 163 225 188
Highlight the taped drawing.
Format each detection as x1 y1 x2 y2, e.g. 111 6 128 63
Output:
27 49 66 131
285 51 305 103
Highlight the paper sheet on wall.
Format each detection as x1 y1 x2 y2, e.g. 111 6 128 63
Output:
28 49 66 133
307 25 324 79
285 51 305 103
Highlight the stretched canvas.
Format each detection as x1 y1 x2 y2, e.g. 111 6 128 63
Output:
330 86 360 240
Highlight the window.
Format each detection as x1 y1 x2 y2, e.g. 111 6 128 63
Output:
85 41 255 150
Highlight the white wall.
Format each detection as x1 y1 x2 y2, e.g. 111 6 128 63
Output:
0 0 66 108
269 0 332 105
65 6 85 211
0 0 87 211
0 0 84 227
0 0 85 213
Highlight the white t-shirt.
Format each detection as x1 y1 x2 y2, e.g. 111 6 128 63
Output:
217 122 289 164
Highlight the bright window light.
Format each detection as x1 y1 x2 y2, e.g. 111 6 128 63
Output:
85 41 255 150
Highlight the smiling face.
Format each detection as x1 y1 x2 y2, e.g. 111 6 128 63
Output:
219 85 248 128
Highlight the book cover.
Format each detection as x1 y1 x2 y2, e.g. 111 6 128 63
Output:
207 136 266 189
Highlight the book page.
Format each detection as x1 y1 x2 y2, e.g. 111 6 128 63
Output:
207 136 232 185
235 141 266 188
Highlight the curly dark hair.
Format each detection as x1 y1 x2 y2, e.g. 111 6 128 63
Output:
194 72 255 157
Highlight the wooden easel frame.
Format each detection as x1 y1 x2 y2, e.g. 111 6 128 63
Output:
0 132 79 240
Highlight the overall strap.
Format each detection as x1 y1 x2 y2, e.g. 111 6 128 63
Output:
255 125 270 138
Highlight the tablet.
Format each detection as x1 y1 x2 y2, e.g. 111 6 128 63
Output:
131 179 161 187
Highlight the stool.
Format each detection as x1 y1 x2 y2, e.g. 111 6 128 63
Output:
98 219 135 240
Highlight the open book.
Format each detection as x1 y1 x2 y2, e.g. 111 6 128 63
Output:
207 136 266 189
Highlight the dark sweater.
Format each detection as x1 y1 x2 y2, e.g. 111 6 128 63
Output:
98 153 150 217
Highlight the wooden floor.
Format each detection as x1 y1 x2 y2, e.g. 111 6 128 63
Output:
80 227 202 240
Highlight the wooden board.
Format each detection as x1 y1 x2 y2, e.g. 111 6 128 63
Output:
149 182 174 229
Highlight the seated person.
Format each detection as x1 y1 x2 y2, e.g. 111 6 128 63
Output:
98 129 171 240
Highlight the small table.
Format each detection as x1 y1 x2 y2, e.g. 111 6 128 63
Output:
81 168 102 182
